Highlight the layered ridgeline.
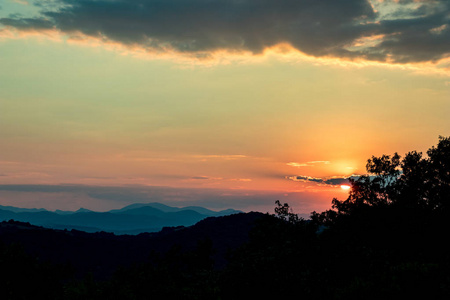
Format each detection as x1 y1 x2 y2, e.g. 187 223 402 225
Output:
0 203 241 234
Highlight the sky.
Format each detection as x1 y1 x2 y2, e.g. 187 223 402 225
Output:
0 0 449 214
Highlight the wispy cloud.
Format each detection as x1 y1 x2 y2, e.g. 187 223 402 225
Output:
0 160 21 165
189 176 252 182
99 152 247 162
229 178 252 182
287 161 331 168
0 171 52 179
192 154 248 161
190 176 212 180
12 0 30 5
286 162 309 168
0 0 448 64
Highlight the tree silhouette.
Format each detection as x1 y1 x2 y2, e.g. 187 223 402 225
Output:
315 136 450 222
273 200 300 224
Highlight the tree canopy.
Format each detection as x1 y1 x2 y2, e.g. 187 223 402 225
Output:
313 136 450 224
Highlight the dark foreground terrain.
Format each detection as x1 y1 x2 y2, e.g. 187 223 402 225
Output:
1 137 450 299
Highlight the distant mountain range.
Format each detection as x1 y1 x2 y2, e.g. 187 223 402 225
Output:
0 203 242 234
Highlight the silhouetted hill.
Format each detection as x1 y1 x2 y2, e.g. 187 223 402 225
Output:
0 212 264 279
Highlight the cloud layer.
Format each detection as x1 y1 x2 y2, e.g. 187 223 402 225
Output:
1 0 448 63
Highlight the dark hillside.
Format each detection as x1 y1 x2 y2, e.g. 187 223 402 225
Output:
0 212 264 280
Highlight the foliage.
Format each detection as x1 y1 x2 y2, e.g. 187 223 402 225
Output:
315 136 450 222
273 200 301 224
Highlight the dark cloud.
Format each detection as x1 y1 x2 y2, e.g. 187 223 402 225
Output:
0 17 54 29
323 177 352 186
191 176 210 180
286 175 359 186
1 0 448 63
293 176 324 183
375 11 450 62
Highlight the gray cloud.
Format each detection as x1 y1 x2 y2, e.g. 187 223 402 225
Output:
191 176 210 180
0 0 448 63
286 175 359 186
0 16 54 29
322 177 352 186
291 176 325 183
375 11 450 62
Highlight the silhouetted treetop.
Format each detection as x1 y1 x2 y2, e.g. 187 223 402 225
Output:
273 200 301 224
314 136 450 223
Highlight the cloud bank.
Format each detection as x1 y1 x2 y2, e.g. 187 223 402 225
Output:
1 0 448 63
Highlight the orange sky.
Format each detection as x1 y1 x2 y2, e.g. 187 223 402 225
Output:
0 0 449 213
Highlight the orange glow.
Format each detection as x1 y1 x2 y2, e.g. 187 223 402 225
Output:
340 185 351 190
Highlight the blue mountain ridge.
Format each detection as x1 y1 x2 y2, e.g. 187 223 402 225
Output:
0 203 242 234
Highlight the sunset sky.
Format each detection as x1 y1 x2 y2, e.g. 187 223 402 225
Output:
1 0 449 214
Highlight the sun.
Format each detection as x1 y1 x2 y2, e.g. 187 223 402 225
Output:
340 184 351 190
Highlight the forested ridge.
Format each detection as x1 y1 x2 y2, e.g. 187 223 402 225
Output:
1 137 450 299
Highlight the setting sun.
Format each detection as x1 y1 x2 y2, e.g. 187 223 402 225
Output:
340 185 351 190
